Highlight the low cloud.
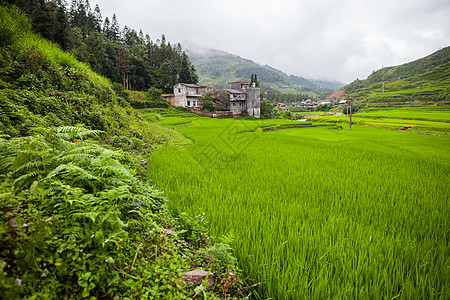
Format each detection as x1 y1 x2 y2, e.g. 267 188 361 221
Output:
93 0 450 83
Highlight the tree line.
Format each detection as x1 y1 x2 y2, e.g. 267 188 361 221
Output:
3 0 198 92
264 86 315 103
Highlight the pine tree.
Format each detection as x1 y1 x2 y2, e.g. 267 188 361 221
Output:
54 5 70 49
254 74 259 87
92 4 102 32
110 13 120 41
179 52 190 83
116 47 129 90
102 16 110 38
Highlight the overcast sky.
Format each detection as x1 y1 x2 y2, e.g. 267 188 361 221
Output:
92 0 449 84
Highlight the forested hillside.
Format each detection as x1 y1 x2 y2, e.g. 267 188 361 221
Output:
3 0 198 92
344 46 450 94
348 62 450 107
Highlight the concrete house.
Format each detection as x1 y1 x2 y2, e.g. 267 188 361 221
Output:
227 82 261 118
173 83 209 108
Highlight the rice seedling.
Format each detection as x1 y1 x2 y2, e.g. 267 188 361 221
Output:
148 117 450 299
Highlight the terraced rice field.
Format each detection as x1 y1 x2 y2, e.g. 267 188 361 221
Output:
312 106 450 135
146 115 449 299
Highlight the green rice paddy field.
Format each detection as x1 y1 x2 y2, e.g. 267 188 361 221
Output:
313 107 450 135
146 114 449 299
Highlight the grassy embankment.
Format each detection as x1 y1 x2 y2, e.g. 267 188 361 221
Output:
146 115 450 299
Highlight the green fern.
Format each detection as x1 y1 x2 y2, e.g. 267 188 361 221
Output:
12 171 41 189
46 163 98 181
0 156 15 173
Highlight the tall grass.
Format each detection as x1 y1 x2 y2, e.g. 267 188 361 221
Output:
0 5 29 47
0 5 112 96
148 117 450 299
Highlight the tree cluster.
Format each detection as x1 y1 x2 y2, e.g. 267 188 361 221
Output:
249 73 260 87
201 90 229 111
5 0 198 92
265 86 315 104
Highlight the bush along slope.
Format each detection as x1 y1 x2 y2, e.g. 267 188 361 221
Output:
0 128 247 299
0 6 248 299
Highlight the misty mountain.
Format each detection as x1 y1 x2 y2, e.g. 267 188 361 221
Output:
183 43 343 94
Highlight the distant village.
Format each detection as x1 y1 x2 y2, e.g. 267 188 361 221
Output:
164 81 261 118
275 98 347 111
163 82 348 118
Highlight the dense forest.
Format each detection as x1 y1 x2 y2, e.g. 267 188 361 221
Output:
3 0 198 92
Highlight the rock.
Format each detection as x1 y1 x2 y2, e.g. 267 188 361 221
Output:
181 269 213 290
9 219 17 229
161 228 174 235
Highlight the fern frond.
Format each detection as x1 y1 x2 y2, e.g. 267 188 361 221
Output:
58 153 95 163
66 145 105 155
46 163 97 181
45 163 70 179
98 185 131 201
12 160 43 175
0 155 15 173
94 164 131 178
13 171 41 189
56 126 104 140
74 172 99 182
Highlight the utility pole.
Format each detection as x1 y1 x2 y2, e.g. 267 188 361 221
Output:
346 99 348 117
349 99 352 130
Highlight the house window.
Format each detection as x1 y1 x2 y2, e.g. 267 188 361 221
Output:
187 100 191 106
233 103 236 106
178 88 181 93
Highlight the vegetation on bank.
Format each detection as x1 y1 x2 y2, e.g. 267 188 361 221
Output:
0 5 249 299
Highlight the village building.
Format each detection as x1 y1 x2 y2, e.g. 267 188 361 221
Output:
227 82 261 118
172 83 211 108
170 81 261 118
275 102 287 110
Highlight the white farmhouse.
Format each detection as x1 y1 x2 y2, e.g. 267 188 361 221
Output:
173 83 209 108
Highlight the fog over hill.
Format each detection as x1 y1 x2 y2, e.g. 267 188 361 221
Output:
183 42 344 92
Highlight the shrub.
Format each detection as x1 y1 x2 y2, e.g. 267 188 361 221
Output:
145 86 163 100
202 100 216 112
0 127 180 298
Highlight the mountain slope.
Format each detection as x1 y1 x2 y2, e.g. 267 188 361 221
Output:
344 46 450 93
350 61 450 106
184 43 343 93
